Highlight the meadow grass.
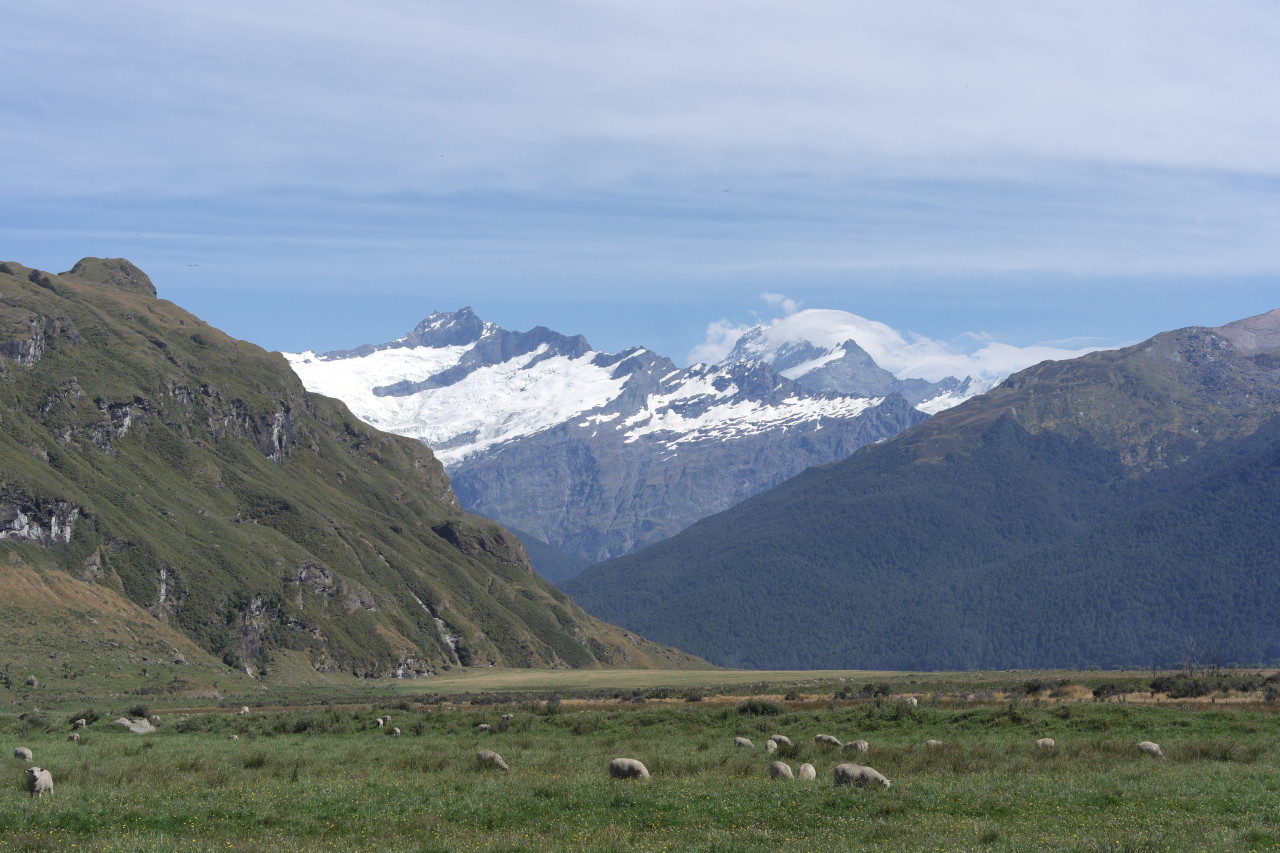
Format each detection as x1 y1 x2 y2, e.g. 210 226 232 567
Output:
2 696 1278 852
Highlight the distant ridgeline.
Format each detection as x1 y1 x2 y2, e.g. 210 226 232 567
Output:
0 258 706 683
564 311 1280 671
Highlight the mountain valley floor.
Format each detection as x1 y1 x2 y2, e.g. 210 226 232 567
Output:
3 668 1278 851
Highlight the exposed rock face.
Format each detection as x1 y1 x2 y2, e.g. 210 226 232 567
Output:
0 259 707 679
112 717 157 734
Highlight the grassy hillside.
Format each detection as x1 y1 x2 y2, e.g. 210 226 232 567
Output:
0 258 705 686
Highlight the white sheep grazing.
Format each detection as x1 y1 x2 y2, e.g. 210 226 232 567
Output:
375 718 385 728
764 739 778 754
1036 738 1056 749
924 739 946 749
609 758 650 780
834 763 891 788
13 747 33 761
475 724 491 733
843 740 870 754
389 727 401 737
67 734 79 743
26 767 53 798
798 763 817 780
1137 741 1164 758
73 719 87 729
733 737 754 749
901 697 919 707
237 707 249 716
500 714 514 722
476 749 509 771
767 761 794 780
228 735 239 741
814 734 843 748
379 715 391 726
769 735 793 746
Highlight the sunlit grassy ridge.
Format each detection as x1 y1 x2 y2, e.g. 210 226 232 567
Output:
3 691 1278 852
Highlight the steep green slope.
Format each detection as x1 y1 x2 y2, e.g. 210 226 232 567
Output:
564 312 1280 670
0 258 706 682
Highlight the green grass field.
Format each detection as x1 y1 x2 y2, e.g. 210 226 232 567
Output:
3 678 1279 852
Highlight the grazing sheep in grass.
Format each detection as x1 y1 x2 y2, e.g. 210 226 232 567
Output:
378 715 391 727
769 735 792 746
389 727 401 737
375 718 385 728
798 763 817 779
765 739 778 754
1137 741 1164 758
768 761 794 779
73 719 87 729
834 763 891 788
1036 738 1056 749
843 740 869 754
228 735 239 741
475 724 491 733
814 734 843 748
609 758 649 780
237 707 249 716
476 749 509 771
733 737 754 749
924 739 945 749
13 748 33 761
901 697 918 707
67 734 79 743
500 714 514 722
25 767 53 798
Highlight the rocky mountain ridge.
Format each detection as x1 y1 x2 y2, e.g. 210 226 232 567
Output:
0 259 704 683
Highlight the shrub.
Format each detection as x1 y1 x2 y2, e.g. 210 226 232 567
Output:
736 698 783 716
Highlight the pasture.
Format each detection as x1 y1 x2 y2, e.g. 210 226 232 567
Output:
4 684 1279 852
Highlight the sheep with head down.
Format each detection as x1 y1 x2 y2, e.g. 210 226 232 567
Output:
814 734 843 748
767 761 794 780
764 739 778 754
843 740 869 754
768 735 792 747
1137 741 1164 758
834 763 891 788
1036 738 1056 750
609 758 649 780
476 749 509 771
732 736 754 749
798 763 817 779
13 747 32 762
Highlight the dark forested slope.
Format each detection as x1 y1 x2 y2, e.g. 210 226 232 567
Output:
563 312 1280 670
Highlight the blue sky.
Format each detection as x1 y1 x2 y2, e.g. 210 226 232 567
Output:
5 1 1279 373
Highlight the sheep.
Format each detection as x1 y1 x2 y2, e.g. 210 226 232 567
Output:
500 714 514 722
67 734 79 743
843 740 870 754
73 719 87 729
14 748 33 761
476 749 509 771
389 727 401 737
25 767 53 798
798 763 817 780
901 697 919 707
378 715 391 727
924 739 945 749
834 763 891 788
375 718 385 728
733 737 754 749
237 707 249 716
228 735 239 741
764 739 778 754
768 735 793 746
1137 741 1164 758
608 758 649 780
1036 738 1056 749
475 724 491 733
767 761 794 779
814 734 843 748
